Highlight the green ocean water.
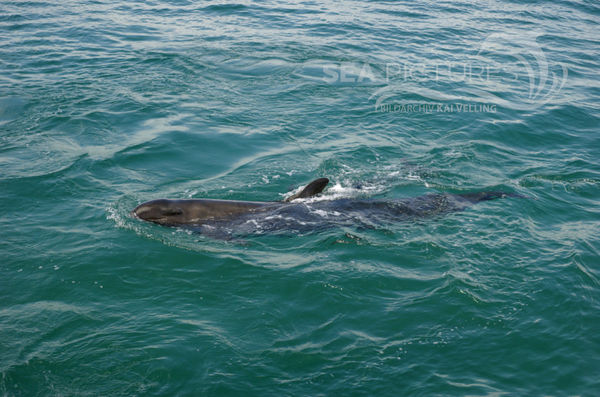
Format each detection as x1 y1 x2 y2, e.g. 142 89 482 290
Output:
1 0 599 395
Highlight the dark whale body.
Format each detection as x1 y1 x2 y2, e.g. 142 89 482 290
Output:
132 178 518 238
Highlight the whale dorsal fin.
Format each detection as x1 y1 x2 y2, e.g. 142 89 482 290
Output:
285 178 329 202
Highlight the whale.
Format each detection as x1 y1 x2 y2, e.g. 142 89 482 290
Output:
132 177 520 238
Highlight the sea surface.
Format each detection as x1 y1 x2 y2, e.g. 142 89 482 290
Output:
1 0 599 395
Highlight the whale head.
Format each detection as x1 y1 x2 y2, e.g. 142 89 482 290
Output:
132 199 186 226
